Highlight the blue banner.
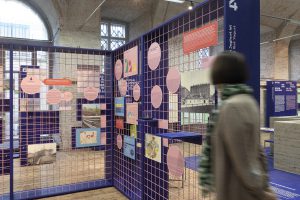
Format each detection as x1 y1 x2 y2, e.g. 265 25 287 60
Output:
224 0 260 102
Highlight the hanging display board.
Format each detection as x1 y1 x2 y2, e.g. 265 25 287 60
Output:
20 76 41 95
266 81 297 127
124 135 136 160
145 134 162 163
126 103 138 125
75 128 101 148
115 59 123 80
124 46 138 77
151 85 163 109
148 42 161 71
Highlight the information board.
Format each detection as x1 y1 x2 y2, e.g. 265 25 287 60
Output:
266 81 298 127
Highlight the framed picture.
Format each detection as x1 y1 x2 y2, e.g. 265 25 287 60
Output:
126 102 138 125
115 97 125 117
76 128 101 148
82 104 101 128
145 133 161 163
124 46 138 77
124 135 135 160
28 143 56 166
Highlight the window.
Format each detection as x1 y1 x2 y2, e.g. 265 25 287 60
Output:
100 21 127 50
197 47 210 69
0 0 50 140
0 0 48 40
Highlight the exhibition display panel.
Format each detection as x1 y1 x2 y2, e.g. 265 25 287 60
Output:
0 0 262 199
0 45 113 199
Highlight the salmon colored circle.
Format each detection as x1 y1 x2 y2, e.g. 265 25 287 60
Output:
62 92 73 102
166 68 181 94
84 87 98 101
20 76 41 94
167 146 185 177
47 89 62 105
117 134 123 149
133 83 140 101
148 42 161 71
115 59 123 80
151 85 162 109
118 79 127 97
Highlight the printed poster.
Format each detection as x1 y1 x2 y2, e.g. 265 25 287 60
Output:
126 102 138 125
124 46 138 77
124 135 135 160
116 118 124 129
82 104 101 128
76 128 101 148
130 125 137 138
145 133 162 163
115 97 125 117
28 143 56 166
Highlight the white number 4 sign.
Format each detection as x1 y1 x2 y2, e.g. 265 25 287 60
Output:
229 0 238 11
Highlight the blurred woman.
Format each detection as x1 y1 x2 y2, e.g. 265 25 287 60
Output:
199 51 277 200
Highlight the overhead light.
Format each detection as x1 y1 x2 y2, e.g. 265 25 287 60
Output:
188 1 194 10
165 0 185 3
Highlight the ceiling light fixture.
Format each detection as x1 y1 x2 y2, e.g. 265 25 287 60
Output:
188 1 194 10
165 0 185 3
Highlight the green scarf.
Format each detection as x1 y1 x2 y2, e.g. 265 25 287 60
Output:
199 84 253 194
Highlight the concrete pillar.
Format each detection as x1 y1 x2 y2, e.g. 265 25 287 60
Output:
274 40 290 80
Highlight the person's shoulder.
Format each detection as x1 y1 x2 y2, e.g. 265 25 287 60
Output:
223 94 258 110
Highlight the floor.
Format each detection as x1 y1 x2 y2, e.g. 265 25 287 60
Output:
38 187 128 200
0 150 106 195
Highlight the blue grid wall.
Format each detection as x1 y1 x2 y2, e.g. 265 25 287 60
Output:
112 39 143 200
141 0 224 199
0 44 113 200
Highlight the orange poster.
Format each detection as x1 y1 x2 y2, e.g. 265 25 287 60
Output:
183 21 218 54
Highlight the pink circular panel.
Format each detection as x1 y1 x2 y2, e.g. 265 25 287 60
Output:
62 92 73 102
115 59 123 80
118 79 127 96
151 85 162 109
117 134 123 149
47 89 62 105
133 83 140 101
148 42 161 71
167 146 185 177
166 68 180 94
84 87 98 101
20 76 41 94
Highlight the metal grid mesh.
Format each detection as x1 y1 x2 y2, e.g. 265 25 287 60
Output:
0 46 113 199
0 45 10 198
141 0 224 199
112 39 143 200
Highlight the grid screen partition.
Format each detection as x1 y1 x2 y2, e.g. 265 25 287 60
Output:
0 45 113 199
141 0 223 199
112 0 224 199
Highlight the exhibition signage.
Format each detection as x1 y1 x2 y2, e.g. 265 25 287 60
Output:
224 0 260 102
266 81 298 127
183 21 218 54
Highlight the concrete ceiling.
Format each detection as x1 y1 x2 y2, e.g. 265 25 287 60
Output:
101 0 155 22
260 0 300 31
